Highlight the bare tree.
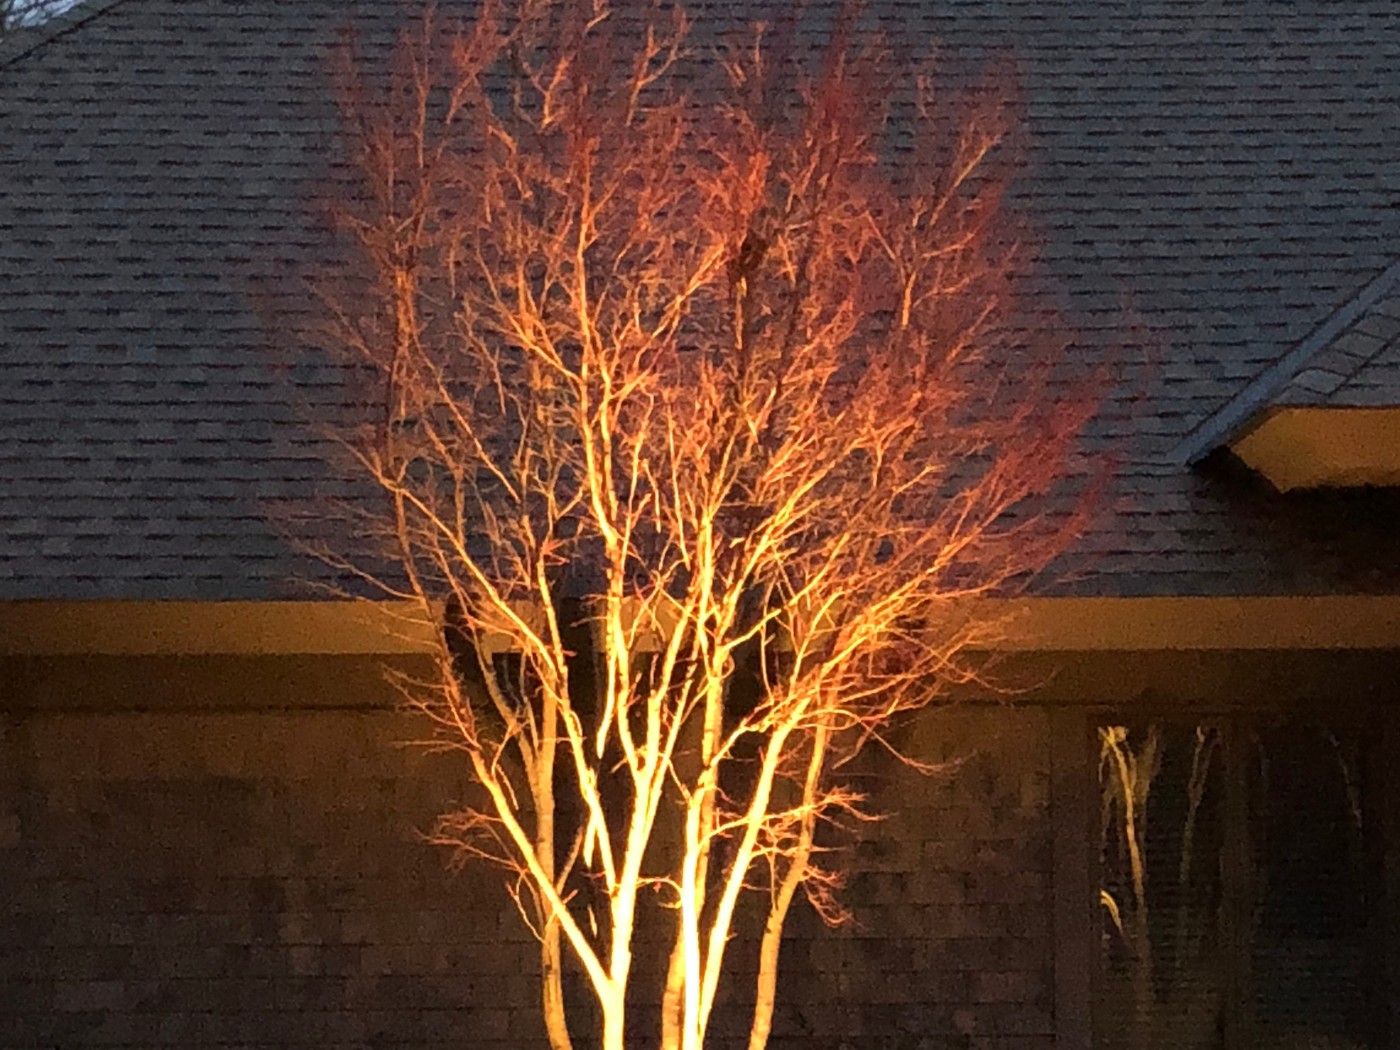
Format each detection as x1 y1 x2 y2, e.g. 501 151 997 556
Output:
320 2 1097 1048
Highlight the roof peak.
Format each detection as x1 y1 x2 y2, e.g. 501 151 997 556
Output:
1171 258 1400 465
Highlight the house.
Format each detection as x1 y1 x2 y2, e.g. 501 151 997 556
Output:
3 1 1400 1048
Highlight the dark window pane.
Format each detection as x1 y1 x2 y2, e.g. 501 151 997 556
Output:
1094 717 1375 1050
1253 723 1368 1046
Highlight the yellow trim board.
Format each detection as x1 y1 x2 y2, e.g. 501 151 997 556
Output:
0 600 439 655
1 596 1400 655
989 596 1400 651
1231 406 1400 491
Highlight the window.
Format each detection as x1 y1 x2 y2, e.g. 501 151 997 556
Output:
1093 716 1376 1050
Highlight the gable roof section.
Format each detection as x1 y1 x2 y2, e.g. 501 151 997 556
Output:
4 0 1400 599
1175 262 1400 491
1172 260 1400 464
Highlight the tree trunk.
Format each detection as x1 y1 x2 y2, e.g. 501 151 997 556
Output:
601 992 626 1050
749 724 827 1050
541 921 573 1050
661 940 685 1049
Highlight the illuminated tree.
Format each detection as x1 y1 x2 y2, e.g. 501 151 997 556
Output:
323 2 1096 1048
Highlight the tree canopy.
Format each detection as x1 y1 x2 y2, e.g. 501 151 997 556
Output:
320 2 1099 1048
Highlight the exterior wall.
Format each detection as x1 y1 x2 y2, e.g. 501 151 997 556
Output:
753 706 1055 1050
0 656 1054 1049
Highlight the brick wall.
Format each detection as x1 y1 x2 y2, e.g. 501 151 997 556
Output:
0 656 1056 1049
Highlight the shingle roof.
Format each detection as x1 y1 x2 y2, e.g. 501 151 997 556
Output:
4 0 1400 599
1275 292 1400 408
0 0 395 598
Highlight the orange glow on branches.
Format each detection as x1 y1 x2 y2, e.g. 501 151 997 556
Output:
321 3 1097 1048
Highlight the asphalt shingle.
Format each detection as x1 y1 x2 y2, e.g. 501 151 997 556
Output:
4 0 1400 598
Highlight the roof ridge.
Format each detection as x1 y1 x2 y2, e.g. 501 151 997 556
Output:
1170 258 1400 465
0 0 130 69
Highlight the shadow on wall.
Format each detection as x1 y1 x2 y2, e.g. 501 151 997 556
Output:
1194 450 1400 594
